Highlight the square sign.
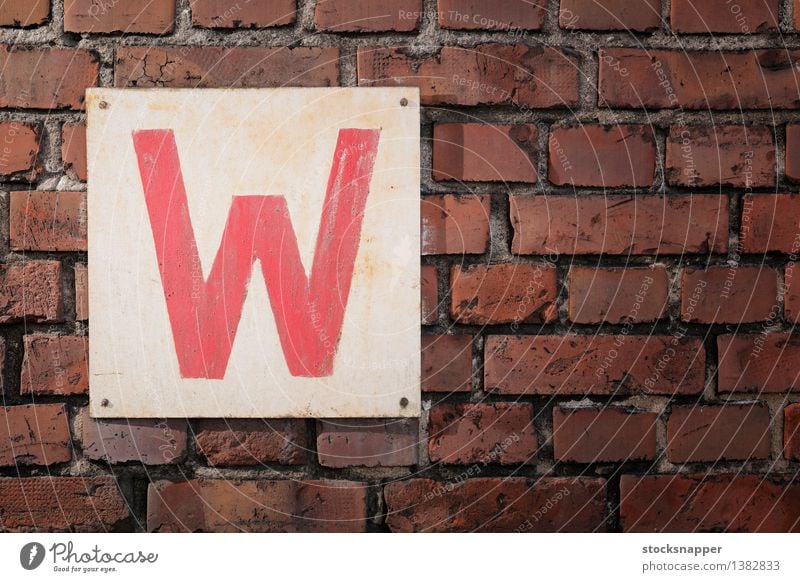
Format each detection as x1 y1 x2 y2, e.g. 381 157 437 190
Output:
87 88 420 418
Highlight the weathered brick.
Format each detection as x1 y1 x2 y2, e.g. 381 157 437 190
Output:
115 46 339 88
450 263 557 324
194 419 306 466
667 404 771 462
786 124 800 181
0 0 48 27
433 123 537 183
422 334 472 392
64 0 175 33
385 477 607 532
511 194 729 255
428 402 537 465
666 125 775 188
553 406 657 463
147 479 367 532
559 0 661 31
192 0 296 28
600 49 800 109
718 333 800 393
422 194 490 254
740 193 800 253
62 123 86 182
21 335 88 396
75 263 88 320
548 125 656 187
421 264 438 324
10 191 87 252
316 0 421 31
438 0 545 30
358 45 579 108
784 404 800 460
681 266 779 324
568 266 668 324
0 261 63 323
317 419 418 467
0 46 98 109
485 335 706 395
787 263 800 323
0 122 39 177
0 404 71 466
81 409 186 464
621 474 800 532
671 0 778 33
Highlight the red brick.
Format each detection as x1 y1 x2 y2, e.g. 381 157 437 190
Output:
666 125 775 187
317 419 418 467
0 122 39 177
75 263 88 320
0 477 128 532
194 419 306 466
671 0 778 33
316 0 421 31
600 49 800 110
796 0 800 30
62 123 86 182
10 191 87 252
64 0 175 33
192 0 295 28
667 404 771 462
681 266 779 324
147 479 367 532
422 194 490 254
559 0 661 31
787 263 800 323
718 333 800 393
568 266 668 324
0 0 48 26
115 46 339 88
0 46 98 110
786 124 800 181
80 409 186 464
485 335 706 396
784 404 800 460
433 124 537 183
553 406 657 463
21 335 88 396
740 193 800 253
384 477 607 532
621 474 800 532
358 45 579 108
450 263 557 324
511 194 729 255
421 264 438 324
428 402 537 465
438 0 545 30
0 261 63 323
422 334 472 393
0 404 71 467
548 125 656 187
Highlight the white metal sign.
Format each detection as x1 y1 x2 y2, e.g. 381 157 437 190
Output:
87 88 420 418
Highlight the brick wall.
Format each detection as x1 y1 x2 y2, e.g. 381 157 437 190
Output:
1 0 800 533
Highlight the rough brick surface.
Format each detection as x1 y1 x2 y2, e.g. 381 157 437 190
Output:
568 266 668 324
428 402 537 465
0 0 49 27
450 263 557 324
718 333 800 393
0 261 63 323
671 0 779 33
786 262 800 323
438 0 546 30
422 334 472 392
787 124 800 181
511 195 729 255
385 478 607 532
784 404 800 461
21 335 88 395
317 419 418 467
195 419 307 466
62 123 86 182
421 264 438 324
147 480 367 532
64 0 175 33
553 406 657 463
192 0 296 28
559 0 661 31
621 474 800 532
10 191 87 252
0 404 71 467
667 404 771 462
485 335 706 395
433 124 537 182
422 194 490 254
316 0 421 31
680 266 779 324
740 193 800 253
548 125 656 187
0 122 39 177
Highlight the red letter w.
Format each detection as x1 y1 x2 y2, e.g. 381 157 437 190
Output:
133 128 380 379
